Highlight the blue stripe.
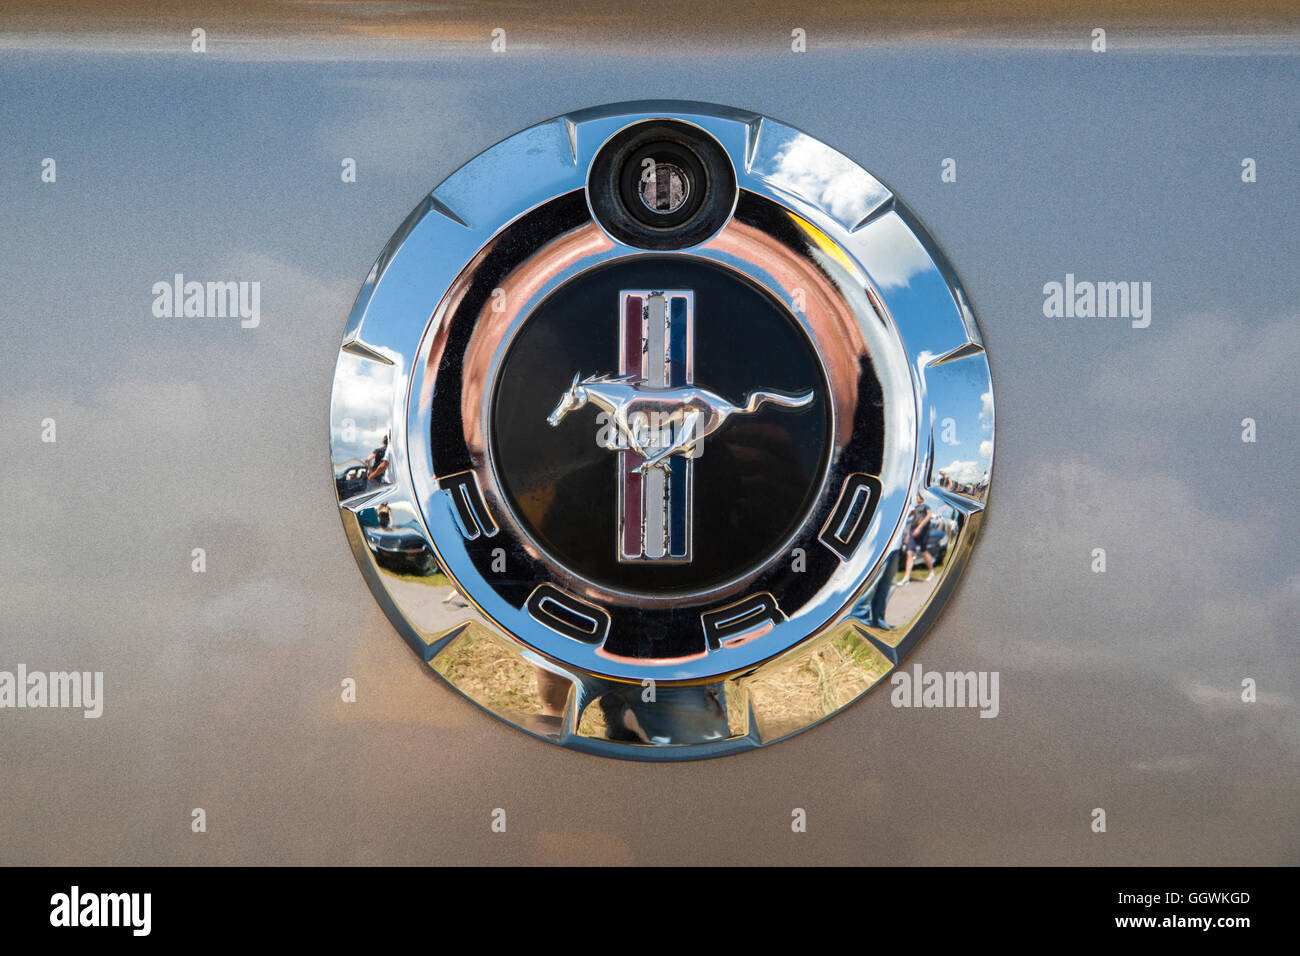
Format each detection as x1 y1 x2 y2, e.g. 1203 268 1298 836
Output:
668 296 688 387
668 456 688 557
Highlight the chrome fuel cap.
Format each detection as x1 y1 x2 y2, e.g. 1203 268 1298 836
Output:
329 101 994 760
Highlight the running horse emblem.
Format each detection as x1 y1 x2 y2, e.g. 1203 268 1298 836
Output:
547 372 813 472
545 289 813 563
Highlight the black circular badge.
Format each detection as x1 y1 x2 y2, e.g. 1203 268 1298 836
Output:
490 257 832 595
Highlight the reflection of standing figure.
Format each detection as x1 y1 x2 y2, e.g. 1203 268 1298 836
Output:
366 433 394 484
898 493 934 586
869 549 900 627
598 684 729 746
852 548 900 630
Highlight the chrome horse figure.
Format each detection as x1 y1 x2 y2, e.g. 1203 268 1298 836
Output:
546 372 814 472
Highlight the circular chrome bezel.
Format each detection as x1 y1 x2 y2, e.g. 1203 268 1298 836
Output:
329 101 994 759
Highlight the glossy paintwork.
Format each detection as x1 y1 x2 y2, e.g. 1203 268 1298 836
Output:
0 22 1296 861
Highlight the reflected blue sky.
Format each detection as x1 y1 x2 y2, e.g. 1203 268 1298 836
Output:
0 40 1296 864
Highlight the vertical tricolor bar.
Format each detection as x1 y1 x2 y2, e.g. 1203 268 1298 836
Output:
619 294 644 559
666 294 691 559
618 290 694 562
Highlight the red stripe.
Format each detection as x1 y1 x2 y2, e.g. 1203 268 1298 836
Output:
621 455 642 556
622 296 643 378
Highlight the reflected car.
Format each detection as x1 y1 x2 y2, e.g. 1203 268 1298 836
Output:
363 525 437 576
335 465 369 501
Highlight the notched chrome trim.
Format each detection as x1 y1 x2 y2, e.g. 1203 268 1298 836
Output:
329 101 995 759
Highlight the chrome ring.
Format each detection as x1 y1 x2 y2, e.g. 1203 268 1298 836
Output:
329 101 994 760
